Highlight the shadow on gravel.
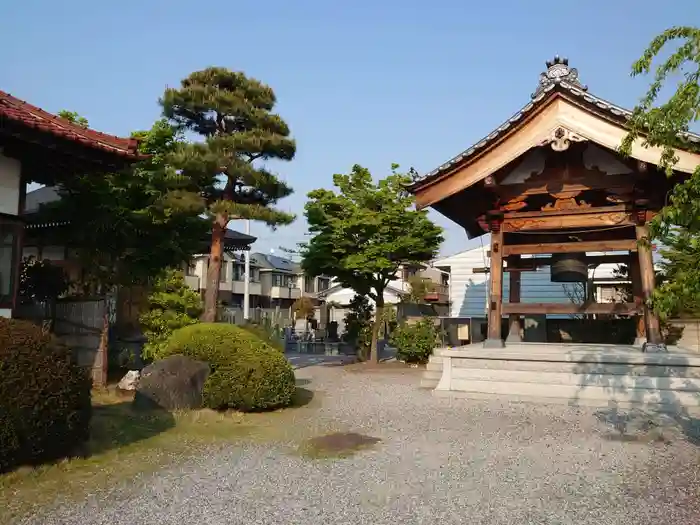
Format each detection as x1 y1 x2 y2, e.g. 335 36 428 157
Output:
291 387 315 408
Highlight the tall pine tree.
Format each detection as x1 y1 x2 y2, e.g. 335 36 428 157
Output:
161 68 296 321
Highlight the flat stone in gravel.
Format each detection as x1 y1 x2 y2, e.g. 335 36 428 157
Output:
26 363 700 525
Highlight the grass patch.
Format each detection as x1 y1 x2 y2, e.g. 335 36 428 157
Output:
0 386 317 523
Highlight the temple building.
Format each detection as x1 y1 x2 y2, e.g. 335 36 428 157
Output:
409 56 700 352
0 89 139 318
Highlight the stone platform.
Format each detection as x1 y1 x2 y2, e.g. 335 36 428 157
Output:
423 343 700 412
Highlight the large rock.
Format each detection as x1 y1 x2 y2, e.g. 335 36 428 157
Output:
117 370 140 391
133 354 210 410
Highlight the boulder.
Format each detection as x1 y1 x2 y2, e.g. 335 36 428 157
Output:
117 370 140 391
133 354 210 411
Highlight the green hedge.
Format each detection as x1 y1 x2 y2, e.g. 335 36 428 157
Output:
162 323 295 411
0 318 92 473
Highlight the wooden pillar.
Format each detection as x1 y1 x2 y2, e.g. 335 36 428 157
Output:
485 229 505 348
635 224 665 351
506 255 523 343
629 252 646 345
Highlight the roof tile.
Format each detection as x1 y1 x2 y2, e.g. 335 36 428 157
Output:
0 90 139 158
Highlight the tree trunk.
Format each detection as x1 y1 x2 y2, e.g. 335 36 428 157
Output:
201 215 227 322
369 294 384 364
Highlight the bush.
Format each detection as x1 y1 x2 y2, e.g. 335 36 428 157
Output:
390 318 440 364
161 323 296 411
241 321 284 352
203 349 296 411
140 269 203 361
0 318 91 473
162 323 268 366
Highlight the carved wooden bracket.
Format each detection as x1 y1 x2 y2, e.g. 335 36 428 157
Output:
541 127 587 152
542 197 592 212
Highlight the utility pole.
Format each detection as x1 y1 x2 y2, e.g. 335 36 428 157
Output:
243 219 250 321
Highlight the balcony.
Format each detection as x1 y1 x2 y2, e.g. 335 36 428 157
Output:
424 283 449 303
270 286 301 300
230 280 262 296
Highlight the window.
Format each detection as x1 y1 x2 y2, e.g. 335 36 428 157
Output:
318 278 330 291
186 262 197 276
304 275 315 293
272 273 283 287
0 221 20 308
219 261 228 282
233 263 243 281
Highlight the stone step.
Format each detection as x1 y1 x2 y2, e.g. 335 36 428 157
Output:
442 368 700 392
431 389 700 413
433 379 700 408
424 359 700 377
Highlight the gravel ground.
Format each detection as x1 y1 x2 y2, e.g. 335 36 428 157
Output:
27 361 700 525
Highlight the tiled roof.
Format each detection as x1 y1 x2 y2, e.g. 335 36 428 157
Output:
411 56 700 189
0 90 140 158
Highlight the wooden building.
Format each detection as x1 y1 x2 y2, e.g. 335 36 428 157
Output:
409 57 700 352
0 89 139 317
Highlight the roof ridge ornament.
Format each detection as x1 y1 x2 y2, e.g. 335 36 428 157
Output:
532 56 588 99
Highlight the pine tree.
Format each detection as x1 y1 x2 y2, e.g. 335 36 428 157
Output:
161 68 296 321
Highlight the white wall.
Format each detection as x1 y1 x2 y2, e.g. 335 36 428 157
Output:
323 285 402 307
435 243 625 319
0 154 21 215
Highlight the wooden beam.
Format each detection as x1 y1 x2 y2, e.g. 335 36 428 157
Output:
502 210 636 232
503 239 637 256
502 302 640 315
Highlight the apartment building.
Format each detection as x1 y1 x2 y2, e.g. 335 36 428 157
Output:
186 251 331 308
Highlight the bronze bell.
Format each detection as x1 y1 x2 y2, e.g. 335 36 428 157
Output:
550 253 588 283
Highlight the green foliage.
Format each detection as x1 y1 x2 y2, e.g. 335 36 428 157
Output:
139 269 203 361
241 321 284 352
301 164 443 361
39 118 208 291
402 275 436 304
342 295 374 359
390 318 439 364
162 322 294 411
18 256 69 303
161 67 297 321
57 110 89 128
620 27 700 318
0 318 91 473
162 323 267 366
203 349 296 411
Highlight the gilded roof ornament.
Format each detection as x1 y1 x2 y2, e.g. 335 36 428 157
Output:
532 56 588 98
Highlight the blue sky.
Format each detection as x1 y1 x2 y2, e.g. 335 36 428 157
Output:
2 1 698 257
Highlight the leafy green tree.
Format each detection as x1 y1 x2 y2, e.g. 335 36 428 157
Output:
302 164 443 362
41 118 207 292
620 27 700 318
139 269 203 361
342 294 374 359
161 67 297 322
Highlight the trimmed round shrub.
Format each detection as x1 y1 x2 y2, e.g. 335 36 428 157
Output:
0 318 91 473
161 323 296 412
203 348 296 411
161 323 270 367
